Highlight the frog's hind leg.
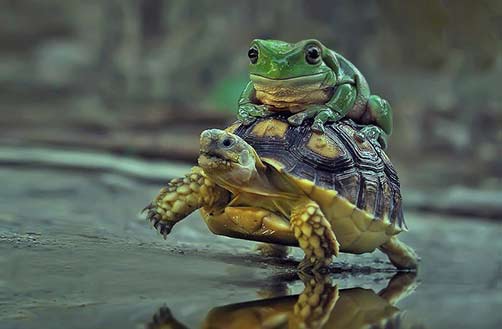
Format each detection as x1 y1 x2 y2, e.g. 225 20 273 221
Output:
366 95 393 135
359 95 393 148
379 236 420 270
357 125 388 149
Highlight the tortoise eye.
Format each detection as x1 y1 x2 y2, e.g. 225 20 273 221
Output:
248 46 259 64
305 45 321 64
222 137 234 147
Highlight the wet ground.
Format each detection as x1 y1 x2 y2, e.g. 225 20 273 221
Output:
1 163 502 329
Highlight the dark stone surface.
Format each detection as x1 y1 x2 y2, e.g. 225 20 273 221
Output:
1 165 501 328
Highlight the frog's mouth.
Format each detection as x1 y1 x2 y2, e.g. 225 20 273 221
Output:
250 71 331 89
250 71 333 109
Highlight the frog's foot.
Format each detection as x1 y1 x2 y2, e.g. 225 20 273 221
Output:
256 243 290 258
291 199 339 273
288 105 342 133
237 103 274 125
355 125 388 149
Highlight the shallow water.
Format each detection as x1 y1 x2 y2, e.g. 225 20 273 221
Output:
1 166 501 329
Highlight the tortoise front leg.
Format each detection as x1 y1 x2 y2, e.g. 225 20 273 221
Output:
143 167 229 238
291 272 339 328
146 306 188 329
291 199 340 272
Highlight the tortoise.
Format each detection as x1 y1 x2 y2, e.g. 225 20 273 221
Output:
143 117 419 271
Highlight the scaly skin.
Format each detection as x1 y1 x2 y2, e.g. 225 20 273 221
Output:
143 167 229 238
144 129 417 272
290 272 339 329
379 236 420 270
291 199 340 271
237 39 393 147
144 130 340 271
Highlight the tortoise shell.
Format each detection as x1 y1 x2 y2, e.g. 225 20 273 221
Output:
226 116 406 231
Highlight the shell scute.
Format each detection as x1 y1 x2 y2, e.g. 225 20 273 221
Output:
232 116 406 232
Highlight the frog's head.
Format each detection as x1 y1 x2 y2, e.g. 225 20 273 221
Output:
247 39 339 90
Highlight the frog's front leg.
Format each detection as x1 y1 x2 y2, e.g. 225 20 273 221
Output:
288 83 357 133
237 81 274 125
237 103 274 125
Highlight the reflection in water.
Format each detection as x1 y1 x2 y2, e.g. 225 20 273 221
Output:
146 272 422 329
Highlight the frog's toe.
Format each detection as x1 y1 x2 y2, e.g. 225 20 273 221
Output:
288 113 307 126
360 126 379 139
360 126 388 149
247 105 273 118
311 120 326 133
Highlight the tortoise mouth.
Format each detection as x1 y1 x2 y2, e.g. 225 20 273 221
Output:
198 152 236 170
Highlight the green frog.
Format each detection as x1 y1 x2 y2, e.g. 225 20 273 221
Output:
237 39 393 147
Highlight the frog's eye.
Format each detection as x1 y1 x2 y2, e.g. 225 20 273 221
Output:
305 45 321 65
248 46 259 64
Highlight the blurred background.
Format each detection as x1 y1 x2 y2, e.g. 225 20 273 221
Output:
1 0 501 219
1 1 501 328
0 0 500 210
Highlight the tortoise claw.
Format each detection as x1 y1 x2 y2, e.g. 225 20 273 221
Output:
141 203 154 214
145 206 175 238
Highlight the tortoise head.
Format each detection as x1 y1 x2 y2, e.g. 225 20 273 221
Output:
198 129 266 187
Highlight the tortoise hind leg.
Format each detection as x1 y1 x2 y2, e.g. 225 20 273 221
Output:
291 199 340 272
378 272 418 305
201 206 297 245
256 243 290 258
379 236 420 270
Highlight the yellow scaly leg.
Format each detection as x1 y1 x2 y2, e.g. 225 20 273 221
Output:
143 167 229 238
291 199 340 272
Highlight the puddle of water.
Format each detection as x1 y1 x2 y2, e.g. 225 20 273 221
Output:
144 272 420 329
1 167 502 329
